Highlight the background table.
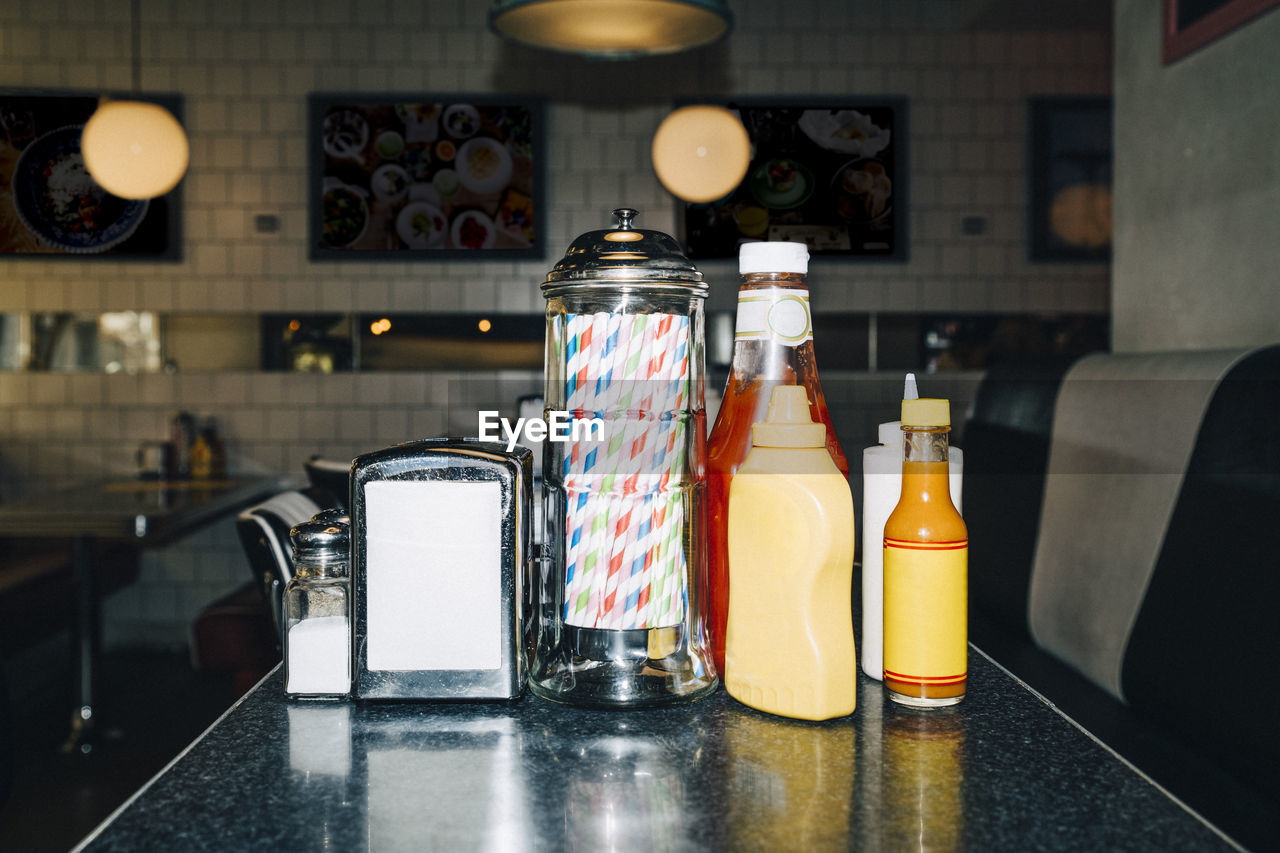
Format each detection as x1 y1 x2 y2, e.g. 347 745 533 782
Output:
72 646 1240 851
0 477 283 753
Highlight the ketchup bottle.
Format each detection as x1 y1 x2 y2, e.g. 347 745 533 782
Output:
706 241 849 676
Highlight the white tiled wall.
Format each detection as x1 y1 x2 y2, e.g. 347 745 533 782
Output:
0 0 1111 646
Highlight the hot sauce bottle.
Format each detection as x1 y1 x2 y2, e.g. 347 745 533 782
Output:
706 242 849 676
883 398 967 707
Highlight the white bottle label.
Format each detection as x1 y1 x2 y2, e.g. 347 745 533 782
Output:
735 288 812 346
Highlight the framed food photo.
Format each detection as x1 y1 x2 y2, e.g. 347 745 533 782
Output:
1028 97 1112 263
0 90 182 260
1163 0 1280 63
309 94 544 260
679 98 907 261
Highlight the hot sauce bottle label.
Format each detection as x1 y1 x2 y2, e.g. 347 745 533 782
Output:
734 288 812 347
883 538 968 687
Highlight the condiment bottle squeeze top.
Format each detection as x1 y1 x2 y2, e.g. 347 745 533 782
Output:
882 398 967 708
725 385 856 721
706 241 849 676
860 374 964 681
284 514 352 699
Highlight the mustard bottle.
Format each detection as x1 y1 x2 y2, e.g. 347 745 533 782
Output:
725 385 856 720
883 398 967 708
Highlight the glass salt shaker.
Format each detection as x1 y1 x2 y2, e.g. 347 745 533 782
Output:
284 514 352 699
530 207 718 708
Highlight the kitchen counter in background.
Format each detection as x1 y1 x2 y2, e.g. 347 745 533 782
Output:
73 644 1236 852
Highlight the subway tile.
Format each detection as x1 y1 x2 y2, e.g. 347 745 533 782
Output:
221 407 267 440
883 68 918 95
939 175 974 206
954 139 990 172
987 277 1027 312
228 100 267 135
973 246 1010 277
228 30 264 61
971 102 1009 137
228 173 269 205
193 243 231 277
209 135 248 170
190 29 227 61
972 175 1009 209
906 33 941 66
868 33 905 65
940 245 975 276
971 34 1008 65
335 406 373 441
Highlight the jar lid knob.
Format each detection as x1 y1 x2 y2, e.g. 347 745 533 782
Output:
612 208 637 230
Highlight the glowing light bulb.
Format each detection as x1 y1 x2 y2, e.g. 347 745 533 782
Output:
81 100 189 200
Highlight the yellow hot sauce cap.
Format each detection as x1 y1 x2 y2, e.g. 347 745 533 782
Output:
901 398 950 427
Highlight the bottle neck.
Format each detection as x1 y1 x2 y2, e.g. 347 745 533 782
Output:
900 426 952 498
729 271 814 375
903 426 950 464
738 270 808 291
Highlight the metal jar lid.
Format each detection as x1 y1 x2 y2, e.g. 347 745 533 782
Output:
542 208 707 297
290 515 350 573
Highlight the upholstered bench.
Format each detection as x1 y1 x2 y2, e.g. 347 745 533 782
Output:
964 345 1280 851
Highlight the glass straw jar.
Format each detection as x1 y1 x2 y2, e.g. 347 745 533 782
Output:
530 208 717 708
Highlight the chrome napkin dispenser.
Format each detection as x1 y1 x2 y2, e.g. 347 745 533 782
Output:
351 438 532 700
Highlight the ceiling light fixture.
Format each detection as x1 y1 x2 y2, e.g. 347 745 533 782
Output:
489 0 733 60
81 0 189 200
651 105 750 203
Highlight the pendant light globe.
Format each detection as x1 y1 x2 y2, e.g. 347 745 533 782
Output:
81 99 189 200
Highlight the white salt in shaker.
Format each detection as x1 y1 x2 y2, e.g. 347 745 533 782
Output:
284 514 352 699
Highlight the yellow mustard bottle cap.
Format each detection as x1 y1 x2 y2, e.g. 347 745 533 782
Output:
901 398 950 427
752 385 827 448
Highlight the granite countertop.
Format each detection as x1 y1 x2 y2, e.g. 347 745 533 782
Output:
74 645 1235 852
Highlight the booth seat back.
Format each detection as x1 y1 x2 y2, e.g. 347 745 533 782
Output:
1116 346 1280 799
964 344 1280 845
963 355 1080 642
303 455 351 512
234 489 327 641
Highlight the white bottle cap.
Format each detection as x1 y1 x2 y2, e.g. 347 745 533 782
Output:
739 241 809 274
878 420 901 445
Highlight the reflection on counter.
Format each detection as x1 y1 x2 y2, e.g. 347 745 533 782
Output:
725 709 856 849
288 703 353 778
882 707 966 850
528 712 710 851
361 714 526 851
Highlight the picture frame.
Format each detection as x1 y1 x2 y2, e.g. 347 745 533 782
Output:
309 93 544 261
677 97 907 261
1027 97 1112 263
1163 0 1280 63
0 89 183 260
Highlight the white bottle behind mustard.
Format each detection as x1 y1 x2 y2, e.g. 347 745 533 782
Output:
726 385 856 720
860 375 963 680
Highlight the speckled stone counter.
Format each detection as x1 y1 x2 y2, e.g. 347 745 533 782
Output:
75 647 1234 852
